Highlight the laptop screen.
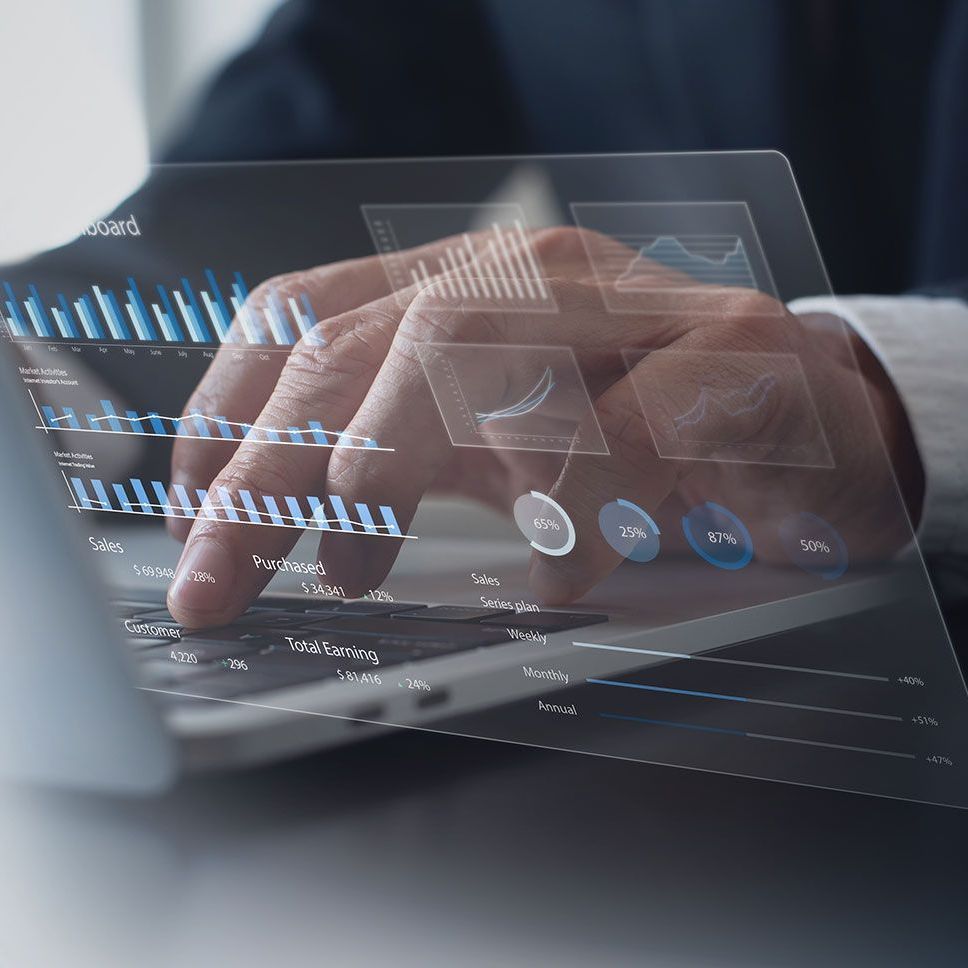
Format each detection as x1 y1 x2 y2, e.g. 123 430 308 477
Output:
3 151 966 807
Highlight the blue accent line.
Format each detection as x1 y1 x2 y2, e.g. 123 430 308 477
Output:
379 506 401 536
205 269 232 332
27 286 53 336
299 292 318 327
90 479 112 510
112 482 133 511
150 481 172 516
599 712 747 737
262 496 285 526
306 496 327 529
180 277 211 342
100 399 123 433
105 291 132 340
3 283 28 333
171 484 197 518
156 287 185 341
285 496 307 527
80 295 103 338
130 478 154 514
217 486 241 522
238 490 263 523
70 477 93 509
355 503 378 533
328 496 355 532
195 488 214 518
232 281 264 344
126 279 157 340
232 272 250 300
56 295 79 338
190 410 212 437
267 286 296 344
586 678 749 703
4 299 26 336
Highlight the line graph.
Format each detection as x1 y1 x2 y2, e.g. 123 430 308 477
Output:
673 372 777 436
33 393 387 451
569 202 782 315
475 367 555 425
622 348 835 468
615 235 757 291
64 475 412 538
418 343 608 455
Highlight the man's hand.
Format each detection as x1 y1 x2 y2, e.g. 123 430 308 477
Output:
166 227 912 627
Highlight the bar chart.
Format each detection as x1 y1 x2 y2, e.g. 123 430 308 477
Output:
362 203 557 312
36 395 386 451
65 476 410 538
2 270 322 347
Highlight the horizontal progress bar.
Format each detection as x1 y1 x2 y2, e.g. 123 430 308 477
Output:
599 713 916 760
573 641 890 684
37 424 391 451
68 503 415 539
586 678 902 722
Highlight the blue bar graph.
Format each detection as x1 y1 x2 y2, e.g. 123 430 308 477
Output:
64 477 413 539
0 270 321 348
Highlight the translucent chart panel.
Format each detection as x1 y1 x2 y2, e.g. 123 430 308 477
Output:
5 153 968 810
623 348 834 467
417 342 608 454
362 203 557 312
570 201 782 314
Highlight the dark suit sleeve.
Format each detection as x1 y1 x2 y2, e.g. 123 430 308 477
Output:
163 0 523 163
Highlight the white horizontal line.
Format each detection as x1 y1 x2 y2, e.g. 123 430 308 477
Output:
67 503 415 538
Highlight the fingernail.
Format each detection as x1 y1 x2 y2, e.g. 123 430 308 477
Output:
528 556 574 605
168 537 236 619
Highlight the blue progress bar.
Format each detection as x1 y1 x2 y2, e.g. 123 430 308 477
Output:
599 712 746 737
587 678 747 703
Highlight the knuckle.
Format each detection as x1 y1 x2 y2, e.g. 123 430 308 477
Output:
530 226 594 261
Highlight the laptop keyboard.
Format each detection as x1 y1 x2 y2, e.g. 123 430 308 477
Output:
114 597 607 703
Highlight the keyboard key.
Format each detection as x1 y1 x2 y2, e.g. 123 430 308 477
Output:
301 615 511 648
480 611 609 633
310 601 426 617
394 605 512 623
123 636 176 651
182 628 274 645
232 611 320 629
112 600 163 616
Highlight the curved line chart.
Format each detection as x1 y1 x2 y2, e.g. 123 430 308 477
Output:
475 367 555 425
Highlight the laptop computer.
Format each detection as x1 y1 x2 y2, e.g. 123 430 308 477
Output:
1 152 966 809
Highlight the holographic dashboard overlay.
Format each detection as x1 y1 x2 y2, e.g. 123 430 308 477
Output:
417 342 609 454
362 203 557 312
621 348 834 468
569 201 781 315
